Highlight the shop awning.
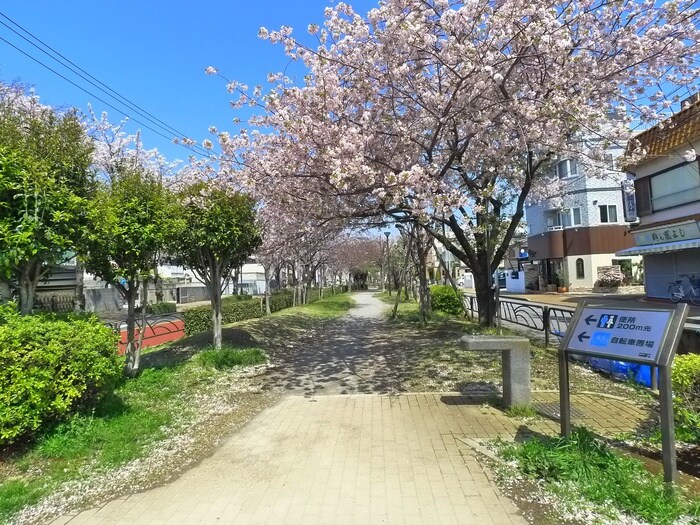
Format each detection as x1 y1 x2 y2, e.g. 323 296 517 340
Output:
616 238 700 256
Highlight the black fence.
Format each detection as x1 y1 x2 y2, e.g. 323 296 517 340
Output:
463 294 575 347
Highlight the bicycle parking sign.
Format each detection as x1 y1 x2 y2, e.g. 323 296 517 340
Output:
566 307 673 363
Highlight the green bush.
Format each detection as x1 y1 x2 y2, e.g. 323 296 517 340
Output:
672 353 700 443
145 302 177 315
183 297 263 335
198 346 267 369
268 290 294 313
0 306 121 445
430 285 463 315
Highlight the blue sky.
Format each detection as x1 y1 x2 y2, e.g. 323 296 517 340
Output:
0 0 378 163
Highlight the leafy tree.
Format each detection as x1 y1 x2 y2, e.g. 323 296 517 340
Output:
170 182 260 349
81 167 175 375
0 85 94 314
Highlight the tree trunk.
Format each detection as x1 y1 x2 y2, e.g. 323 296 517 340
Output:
417 264 431 326
473 269 495 326
212 290 223 349
124 282 140 377
264 264 272 315
392 230 414 319
232 268 240 295
74 258 85 313
209 266 223 349
18 277 36 315
130 278 148 375
154 264 163 303
18 260 41 315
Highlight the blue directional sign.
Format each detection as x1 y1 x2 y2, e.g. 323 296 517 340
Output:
567 307 672 363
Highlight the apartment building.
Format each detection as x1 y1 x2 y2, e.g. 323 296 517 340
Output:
526 142 640 290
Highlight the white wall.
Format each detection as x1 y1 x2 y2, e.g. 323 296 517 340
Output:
565 253 642 289
505 271 526 292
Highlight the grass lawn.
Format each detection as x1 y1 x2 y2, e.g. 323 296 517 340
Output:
0 292 354 525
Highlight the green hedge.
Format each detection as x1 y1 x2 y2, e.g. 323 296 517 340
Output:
183 287 350 336
672 353 700 443
268 290 294 313
183 297 264 335
0 305 121 445
430 285 463 315
146 302 177 315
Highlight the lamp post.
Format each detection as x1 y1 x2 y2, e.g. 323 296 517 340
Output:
384 231 391 293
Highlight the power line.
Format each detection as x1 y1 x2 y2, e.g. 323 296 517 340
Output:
0 11 205 151
0 13 213 159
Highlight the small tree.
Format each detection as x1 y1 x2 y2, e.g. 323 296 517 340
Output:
0 86 94 314
82 167 174 375
171 182 260 349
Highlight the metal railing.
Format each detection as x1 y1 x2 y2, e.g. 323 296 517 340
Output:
107 313 185 350
463 294 575 346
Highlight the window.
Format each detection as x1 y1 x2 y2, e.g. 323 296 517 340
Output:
649 161 700 211
634 177 652 216
546 211 560 227
572 207 581 225
599 204 617 223
556 159 580 179
576 258 585 279
561 210 572 227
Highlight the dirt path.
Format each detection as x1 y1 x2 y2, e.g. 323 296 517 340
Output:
259 292 437 396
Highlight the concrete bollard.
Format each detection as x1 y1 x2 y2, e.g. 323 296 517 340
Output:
459 335 531 408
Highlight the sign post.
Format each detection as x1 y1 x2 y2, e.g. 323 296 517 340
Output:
558 300 687 483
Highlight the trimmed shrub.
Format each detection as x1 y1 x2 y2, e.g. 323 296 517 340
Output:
430 285 463 315
0 305 121 445
183 297 264 335
268 290 294 313
672 353 700 443
146 302 177 315
307 287 321 303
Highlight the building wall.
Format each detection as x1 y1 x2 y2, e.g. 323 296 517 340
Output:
527 225 635 260
632 140 700 230
564 253 641 289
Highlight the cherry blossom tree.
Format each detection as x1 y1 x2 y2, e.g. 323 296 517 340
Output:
214 0 699 325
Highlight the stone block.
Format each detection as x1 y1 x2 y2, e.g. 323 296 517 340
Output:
459 335 531 408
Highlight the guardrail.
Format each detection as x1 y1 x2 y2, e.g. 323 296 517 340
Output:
106 313 186 354
463 294 575 346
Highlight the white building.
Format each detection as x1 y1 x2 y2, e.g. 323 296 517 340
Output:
526 140 641 290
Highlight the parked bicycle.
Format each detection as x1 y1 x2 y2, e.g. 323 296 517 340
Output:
668 274 700 305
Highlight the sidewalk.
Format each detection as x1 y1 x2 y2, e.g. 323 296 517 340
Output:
52 392 647 525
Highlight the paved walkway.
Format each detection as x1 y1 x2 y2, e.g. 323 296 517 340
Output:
52 293 648 525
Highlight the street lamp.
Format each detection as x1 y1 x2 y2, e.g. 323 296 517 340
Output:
384 231 391 293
